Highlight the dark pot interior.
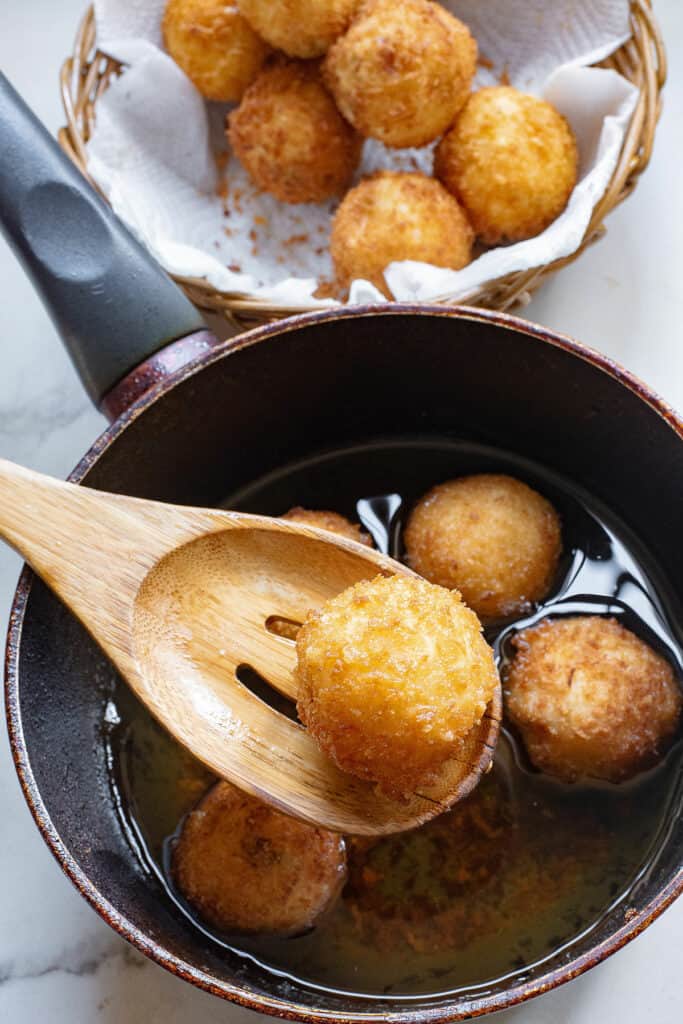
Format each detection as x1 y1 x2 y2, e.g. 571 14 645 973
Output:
6 307 683 1021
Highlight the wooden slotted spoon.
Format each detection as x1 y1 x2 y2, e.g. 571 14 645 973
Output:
0 458 501 835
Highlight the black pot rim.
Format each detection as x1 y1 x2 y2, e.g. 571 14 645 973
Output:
5 303 683 1022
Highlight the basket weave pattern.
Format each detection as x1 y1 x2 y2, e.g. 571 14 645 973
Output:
59 2 666 325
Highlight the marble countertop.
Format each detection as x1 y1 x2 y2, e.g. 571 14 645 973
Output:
1 2 682 1020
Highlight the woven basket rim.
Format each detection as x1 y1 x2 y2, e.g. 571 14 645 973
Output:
59 0 666 324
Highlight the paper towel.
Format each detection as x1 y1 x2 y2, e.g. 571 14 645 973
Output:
88 0 637 307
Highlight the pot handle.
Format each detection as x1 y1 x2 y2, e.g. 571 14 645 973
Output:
0 72 216 415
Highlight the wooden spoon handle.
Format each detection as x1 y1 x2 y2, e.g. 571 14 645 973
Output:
0 457 83 569
0 458 181 646
0 457 246 667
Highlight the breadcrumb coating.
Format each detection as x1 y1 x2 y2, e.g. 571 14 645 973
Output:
505 616 682 783
296 575 499 798
404 474 562 620
330 171 473 297
239 0 360 58
435 86 578 244
324 0 477 148
228 59 362 203
163 0 269 102
173 781 347 934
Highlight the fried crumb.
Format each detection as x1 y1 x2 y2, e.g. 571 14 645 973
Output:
283 233 310 246
217 174 230 214
314 278 342 300
341 772 616 957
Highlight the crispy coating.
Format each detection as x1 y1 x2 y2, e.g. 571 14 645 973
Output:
163 0 269 102
239 0 360 58
296 575 499 798
505 616 682 783
323 0 477 148
228 59 362 203
330 171 473 297
172 781 347 934
282 506 372 546
435 86 578 244
404 474 562 621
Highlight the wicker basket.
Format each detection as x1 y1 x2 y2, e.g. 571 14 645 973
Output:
59 2 666 326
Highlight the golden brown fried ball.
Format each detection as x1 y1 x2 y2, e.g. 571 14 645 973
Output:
505 616 682 783
163 0 269 102
330 171 473 297
239 0 360 58
172 781 347 934
434 86 578 244
296 575 499 798
282 506 372 546
323 0 477 148
228 60 362 203
404 474 562 621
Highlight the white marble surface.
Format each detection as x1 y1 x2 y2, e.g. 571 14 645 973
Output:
1 2 682 1020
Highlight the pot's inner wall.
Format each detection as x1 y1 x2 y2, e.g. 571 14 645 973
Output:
13 312 683 1017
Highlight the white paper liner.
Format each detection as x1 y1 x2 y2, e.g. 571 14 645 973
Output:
88 0 637 307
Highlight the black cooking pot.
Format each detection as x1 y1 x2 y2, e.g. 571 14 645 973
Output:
2 75 682 1022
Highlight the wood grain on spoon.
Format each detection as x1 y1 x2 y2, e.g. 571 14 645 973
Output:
0 458 501 835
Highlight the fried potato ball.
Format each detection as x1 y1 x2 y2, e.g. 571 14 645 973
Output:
505 616 682 783
172 781 347 934
282 506 372 546
434 86 578 244
404 474 562 621
330 171 473 297
239 0 360 58
323 0 477 148
296 575 499 798
228 59 362 203
163 0 269 102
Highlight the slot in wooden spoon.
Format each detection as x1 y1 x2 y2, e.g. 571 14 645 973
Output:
0 458 501 835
